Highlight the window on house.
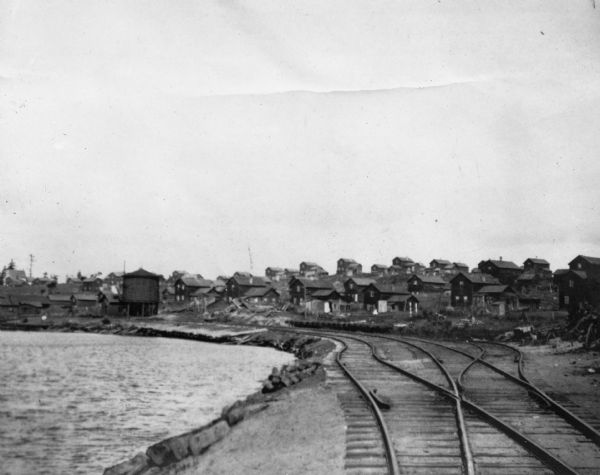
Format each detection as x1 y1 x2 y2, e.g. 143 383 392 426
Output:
564 296 569 305
569 280 574 288
354 294 358 302
455 296 459 301
578 263 582 269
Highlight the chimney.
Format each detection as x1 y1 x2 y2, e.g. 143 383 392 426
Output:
499 256 503 261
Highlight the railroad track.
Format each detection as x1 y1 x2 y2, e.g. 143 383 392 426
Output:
385 335 600 474
289 328 600 474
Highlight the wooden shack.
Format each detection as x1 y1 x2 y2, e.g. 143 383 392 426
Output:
122 268 160 316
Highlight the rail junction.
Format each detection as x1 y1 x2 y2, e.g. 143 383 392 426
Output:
296 329 600 474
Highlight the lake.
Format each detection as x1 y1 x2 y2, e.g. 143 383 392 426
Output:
0 330 295 474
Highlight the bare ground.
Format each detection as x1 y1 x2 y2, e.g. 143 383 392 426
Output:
521 343 600 423
158 383 346 475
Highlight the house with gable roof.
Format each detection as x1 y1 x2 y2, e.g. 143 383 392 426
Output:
555 255 600 312
478 258 522 286
450 272 500 308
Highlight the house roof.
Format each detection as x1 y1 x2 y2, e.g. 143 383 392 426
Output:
265 267 284 273
190 287 212 297
477 285 513 294
485 260 520 270
231 276 270 287
73 293 99 302
410 274 446 285
452 272 500 285
180 276 213 288
569 255 600 266
453 262 468 268
525 258 550 265
347 262 362 269
15 295 50 307
243 287 279 298
371 283 408 295
393 257 414 263
290 277 333 290
49 294 73 303
371 264 388 269
311 289 340 298
554 269 569 276
569 270 588 280
51 283 81 294
430 259 452 266
338 258 357 264
301 261 321 267
346 277 376 287
124 268 159 278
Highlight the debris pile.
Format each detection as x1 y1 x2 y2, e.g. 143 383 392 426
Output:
564 306 600 349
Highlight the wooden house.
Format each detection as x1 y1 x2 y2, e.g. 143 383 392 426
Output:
242 287 280 305
391 257 415 274
174 276 213 302
474 285 518 316
288 277 333 305
429 259 452 274
98 290 122 316
308 289 344 313
407 274 447 293
387 294 420 313
556 255 600 313
344 277 376 304
72 293 101 315
122 268 160 316
225 275 270 301
450 272 501 308
299 262 328 279
82 276 103 292
265 267 285 281
363 283 409 312
371 264 389 276
477 259 522 285
337 258 362 276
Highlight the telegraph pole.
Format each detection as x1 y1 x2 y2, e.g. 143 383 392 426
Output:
29 254 35 279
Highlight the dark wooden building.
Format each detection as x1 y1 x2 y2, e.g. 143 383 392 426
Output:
344 277 376 304
122 268 160 316
337 258 362 276
242 287 280 304
478 259 522 285
556 255 600 313
299 261 328 278
371 264 389 276
391 257 415 274
225 275 270 301
407 274 447 293
450 272 500 308
265 267 285 281
174 276 213 302
288 277 333 305
363 283 409 312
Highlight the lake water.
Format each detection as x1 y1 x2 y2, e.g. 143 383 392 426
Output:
0 331 295 474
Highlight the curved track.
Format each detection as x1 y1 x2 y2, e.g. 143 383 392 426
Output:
288 327 600 474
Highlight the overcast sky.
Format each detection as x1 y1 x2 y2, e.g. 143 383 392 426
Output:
1 0 599 279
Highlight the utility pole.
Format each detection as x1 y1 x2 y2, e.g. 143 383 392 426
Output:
29 254 35 279
248 246 254 273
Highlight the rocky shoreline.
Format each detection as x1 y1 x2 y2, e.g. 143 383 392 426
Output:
0 318 335 475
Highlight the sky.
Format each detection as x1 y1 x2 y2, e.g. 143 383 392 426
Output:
1 0 600 279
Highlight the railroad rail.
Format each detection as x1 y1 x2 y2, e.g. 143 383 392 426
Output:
280 327 600 474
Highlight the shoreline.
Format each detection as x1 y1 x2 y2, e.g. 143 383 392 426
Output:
3 318 599 475
0 317 337 475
